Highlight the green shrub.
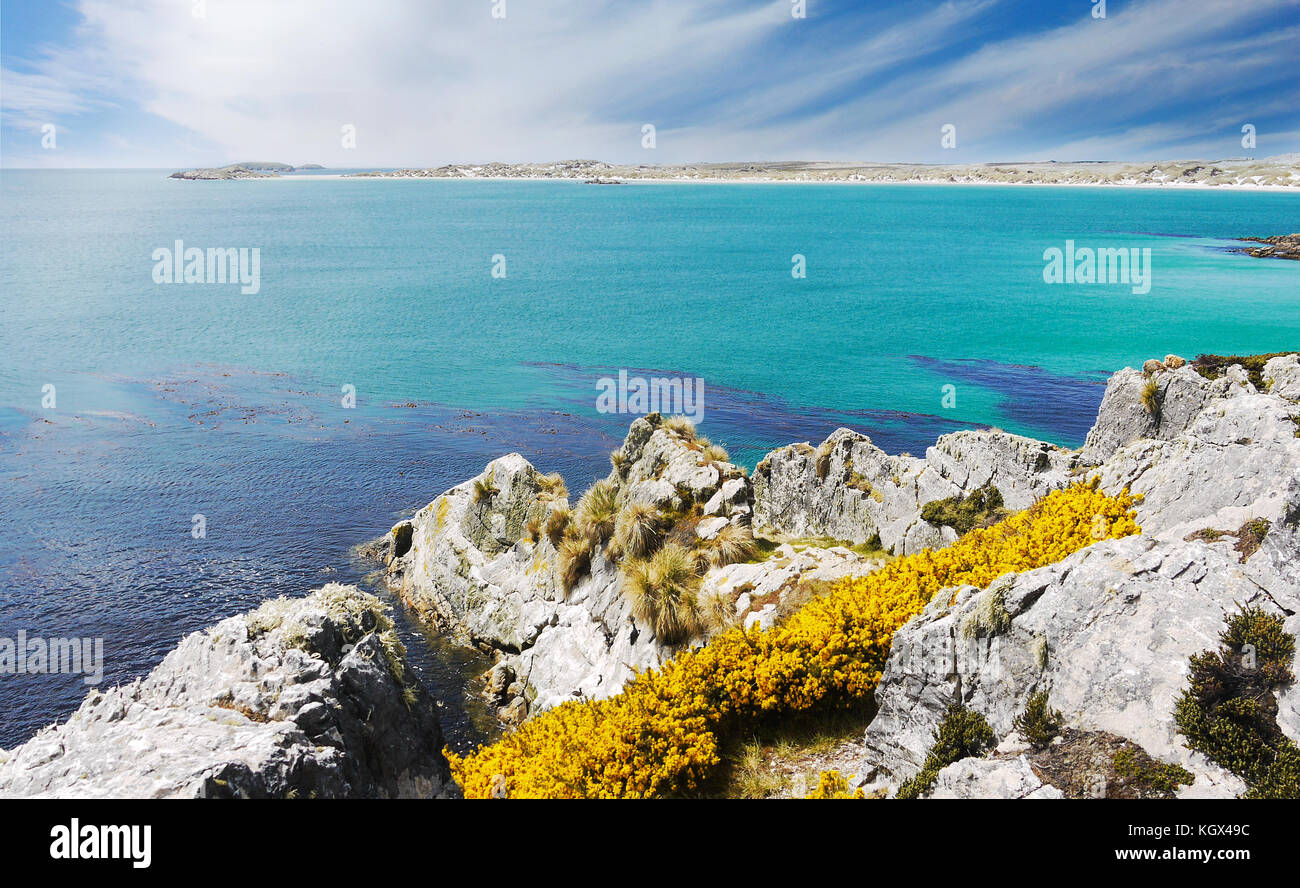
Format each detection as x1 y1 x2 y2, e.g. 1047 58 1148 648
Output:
896 705 995 799
1174 606 1299 798
1014 690 1063 749
1112 747 1193 794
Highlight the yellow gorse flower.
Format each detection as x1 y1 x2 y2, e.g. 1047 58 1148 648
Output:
805 770 865 799
447 482 1139 798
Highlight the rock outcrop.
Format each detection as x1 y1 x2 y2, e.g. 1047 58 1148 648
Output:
1235 233 1300 261
853 355 1300 798
0 585 456 799
929 754 1064 799
381 413 882 720
752 426 1076 556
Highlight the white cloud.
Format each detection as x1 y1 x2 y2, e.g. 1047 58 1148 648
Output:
3 0 1298 166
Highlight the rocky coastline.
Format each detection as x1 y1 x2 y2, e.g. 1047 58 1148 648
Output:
1236 233 1300 260
3 352 1298 798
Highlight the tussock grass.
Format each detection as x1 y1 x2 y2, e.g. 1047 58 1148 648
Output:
544 505 571 547
613 502 664 559
574 479 620 546
626 543 703 644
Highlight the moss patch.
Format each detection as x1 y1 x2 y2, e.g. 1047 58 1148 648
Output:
1193 352 1298 389
1028 729 1192 798
920 483 1008 536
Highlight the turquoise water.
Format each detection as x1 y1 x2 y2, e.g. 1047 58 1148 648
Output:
0 170 1296 748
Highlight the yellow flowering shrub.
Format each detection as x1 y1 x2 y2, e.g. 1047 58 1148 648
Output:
448 482 1139 798
805 770 865 799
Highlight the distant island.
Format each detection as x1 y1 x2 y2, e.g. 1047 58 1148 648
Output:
169 162 325 180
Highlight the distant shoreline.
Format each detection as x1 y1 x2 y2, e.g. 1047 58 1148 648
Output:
248 173 1300 193
166 157 1300 190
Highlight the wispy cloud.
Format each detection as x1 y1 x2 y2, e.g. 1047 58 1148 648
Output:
2 0 1297 167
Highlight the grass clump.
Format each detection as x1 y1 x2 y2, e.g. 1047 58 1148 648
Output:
535 472 567 502
695 522 758 572
728 741 790 799
663 415 697 440
701 442 729 464
1174 605 1299 798
625 543 703 644
557 532 594 594
574 478 619 546
1014 690 1063 749
1140 378 1162 417
919 483 1008 536
613 502 664 559
896 705 995 799
544 505 571 547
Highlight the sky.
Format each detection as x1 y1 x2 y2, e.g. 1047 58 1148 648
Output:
1 0 1297 168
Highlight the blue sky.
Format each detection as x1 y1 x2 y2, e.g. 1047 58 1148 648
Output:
2 0 1297 168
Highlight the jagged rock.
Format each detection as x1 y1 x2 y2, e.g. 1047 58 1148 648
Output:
704 478 749 516
696 517 729 540
383 414 755 715
752 426 1073 556
842 355 1300 799
1079 364 1255 466
1164 354 1187 369
1090 368 1299 540
0 585 455 799
859 531 1288 797
1264 354 1300 400
928 755 1063 799
697 543 882 630
744 605 778 632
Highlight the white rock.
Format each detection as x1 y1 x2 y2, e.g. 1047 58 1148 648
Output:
696 517 729 540
928 755 1063 799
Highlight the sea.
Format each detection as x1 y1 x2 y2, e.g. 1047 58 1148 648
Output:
1 169 1296 749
